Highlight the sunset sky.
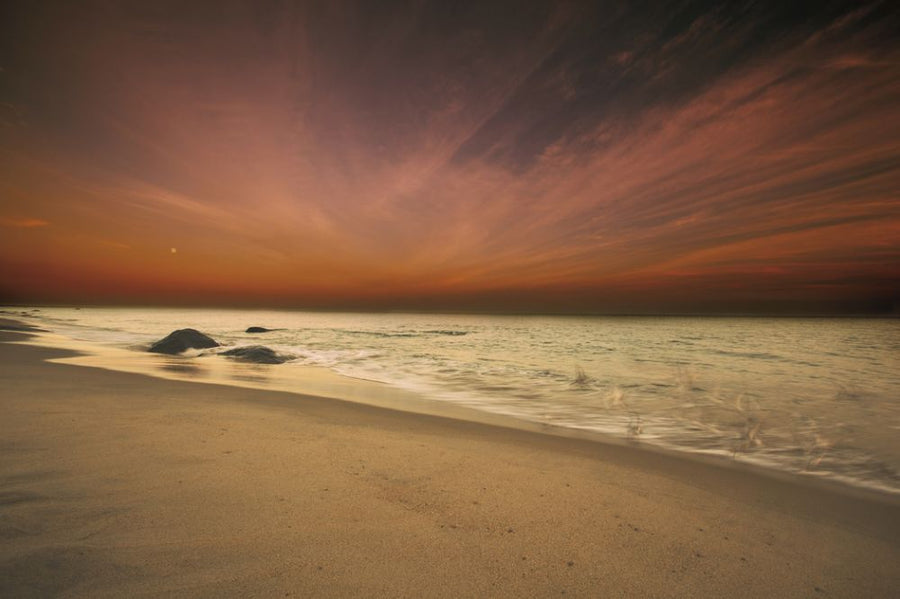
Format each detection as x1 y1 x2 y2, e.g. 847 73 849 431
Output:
1 1 898 314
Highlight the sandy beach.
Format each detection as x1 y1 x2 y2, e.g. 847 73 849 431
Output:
2 328 899 598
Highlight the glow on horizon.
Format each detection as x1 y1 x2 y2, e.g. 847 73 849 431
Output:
1 1 898 313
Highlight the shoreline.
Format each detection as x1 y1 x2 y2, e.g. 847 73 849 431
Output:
6 316 900 503
2 326 900 596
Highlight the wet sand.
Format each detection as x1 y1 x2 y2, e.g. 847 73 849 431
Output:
1 328 899 597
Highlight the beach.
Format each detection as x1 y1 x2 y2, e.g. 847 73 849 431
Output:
2 328 899 598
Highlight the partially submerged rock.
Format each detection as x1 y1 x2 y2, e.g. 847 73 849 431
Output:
245 326 273 333
221 345 292 365
148 329 219 354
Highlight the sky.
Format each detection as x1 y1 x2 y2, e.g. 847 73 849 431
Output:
1 0 898 314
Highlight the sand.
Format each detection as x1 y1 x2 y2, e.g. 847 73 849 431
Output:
1 328 899 598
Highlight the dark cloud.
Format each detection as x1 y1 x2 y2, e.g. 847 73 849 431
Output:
453 0 899 169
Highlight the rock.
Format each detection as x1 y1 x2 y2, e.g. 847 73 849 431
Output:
221 345 291 364
245 326 273 333
148 329 219 354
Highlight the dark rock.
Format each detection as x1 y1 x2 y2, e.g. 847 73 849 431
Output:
148 329 219 354
221 345 292 364
245 326 273 333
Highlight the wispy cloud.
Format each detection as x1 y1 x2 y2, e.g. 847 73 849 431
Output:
0 217 48 228
1 0 897 310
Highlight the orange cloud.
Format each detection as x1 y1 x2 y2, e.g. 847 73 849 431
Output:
0 217 49 228
1 2 897 312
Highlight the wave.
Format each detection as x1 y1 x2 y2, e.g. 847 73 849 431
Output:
710 349 784 360
337 329 469 338
341 330 418 338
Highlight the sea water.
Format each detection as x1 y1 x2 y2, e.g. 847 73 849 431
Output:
7 306 900 495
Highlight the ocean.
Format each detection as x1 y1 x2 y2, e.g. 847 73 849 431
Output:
7 306 900 495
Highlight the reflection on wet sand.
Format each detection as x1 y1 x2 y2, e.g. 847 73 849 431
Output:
228 363 272 385
21 329 514 443
157 359 207 377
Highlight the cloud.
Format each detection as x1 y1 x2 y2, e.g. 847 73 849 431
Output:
0 217 48 228
1 0 898 310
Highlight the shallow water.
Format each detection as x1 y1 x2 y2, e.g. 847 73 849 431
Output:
8 306 900 494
